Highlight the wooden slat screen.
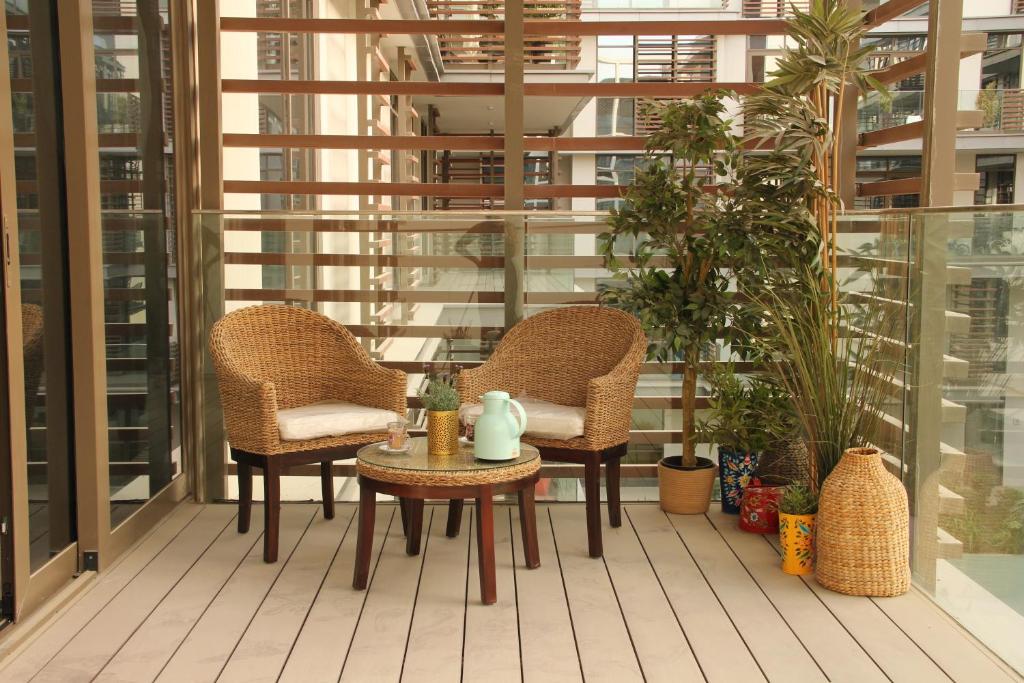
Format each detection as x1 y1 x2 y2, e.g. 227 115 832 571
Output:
742 0 810 18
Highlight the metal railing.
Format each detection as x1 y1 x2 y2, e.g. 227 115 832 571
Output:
858 89 1024 134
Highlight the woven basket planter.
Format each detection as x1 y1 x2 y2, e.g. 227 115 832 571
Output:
754 436 809 486
816 446 910 596
658 456 717 514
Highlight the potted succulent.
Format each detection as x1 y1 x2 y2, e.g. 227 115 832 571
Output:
778 484 818 575
699 364 792 514
418 368 460 456
600 91 745 515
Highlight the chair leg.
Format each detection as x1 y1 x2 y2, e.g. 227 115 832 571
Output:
584 458 603 558
237 460 252 534
263 459 281 563
446 499 464 538
606 454 621 528
321 460 335 520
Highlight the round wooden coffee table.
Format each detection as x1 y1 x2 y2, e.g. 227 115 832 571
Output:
352 437 541 605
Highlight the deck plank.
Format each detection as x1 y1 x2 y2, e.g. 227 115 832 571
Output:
764 534 952 681
513 505 583 683
603 505 704 682
625 505 766 682
155 505 317 683
218 508 356 682
667 513 826 682
340 508 433 683
549 505 643 683
401 504 473 683
95 509 265 683
706 510 888 682
464 506 521 683
0 504 204 682
871 589 1016 682
31 505 235 683
278 506 395 683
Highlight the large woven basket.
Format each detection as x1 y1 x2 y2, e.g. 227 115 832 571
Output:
815 447 910 596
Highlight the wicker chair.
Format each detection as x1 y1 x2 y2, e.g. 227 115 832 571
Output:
458 306 646 558
210 305 407 562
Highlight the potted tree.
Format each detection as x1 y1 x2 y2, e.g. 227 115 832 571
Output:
600 91 745 514
699 364 792 514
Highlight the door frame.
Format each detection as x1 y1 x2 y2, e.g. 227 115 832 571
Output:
0 1 189 624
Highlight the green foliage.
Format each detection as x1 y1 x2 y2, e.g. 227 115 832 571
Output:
698 365 795 454
752 266 905 490
779 484 819 516
418 370 460 412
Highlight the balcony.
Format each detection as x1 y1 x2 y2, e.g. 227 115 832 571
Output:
858 89 1024 135
1 500 1015 681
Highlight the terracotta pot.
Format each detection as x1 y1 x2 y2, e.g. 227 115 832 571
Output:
718 448 759 514
739 484 785 533
658 456 717 515
426 410 460 456
779 512 816 575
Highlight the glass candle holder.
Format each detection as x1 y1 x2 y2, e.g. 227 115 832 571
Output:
387 420 408 450
463 414 477 442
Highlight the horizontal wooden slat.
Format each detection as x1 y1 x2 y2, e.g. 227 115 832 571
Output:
225 288 504 304
857 173 980 197
222 133 650 152
858 110 983 148
224 253 505 268
863 0 928 28
218 217 506 233
218 17 788 36
223 180 627 198
12 78 138 93
222 80 759 97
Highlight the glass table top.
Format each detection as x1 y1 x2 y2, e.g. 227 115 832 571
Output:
357 437 539 472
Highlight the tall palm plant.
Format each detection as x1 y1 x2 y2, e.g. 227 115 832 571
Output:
743 0 889 317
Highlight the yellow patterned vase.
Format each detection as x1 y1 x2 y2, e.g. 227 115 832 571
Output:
427 410 460 456
779 512 816 575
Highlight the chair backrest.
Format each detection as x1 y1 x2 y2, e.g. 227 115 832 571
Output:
490 306 645 406
210 304 370 410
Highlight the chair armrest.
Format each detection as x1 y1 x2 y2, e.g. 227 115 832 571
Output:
215 368 282 455
348 363 408 415
583 350 644 450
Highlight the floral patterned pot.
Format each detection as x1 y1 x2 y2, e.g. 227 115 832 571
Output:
779 512 816 575
718 447 759 514
738 484 785 533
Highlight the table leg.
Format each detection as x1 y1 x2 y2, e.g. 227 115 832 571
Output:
406 499 424 556
518 485 540 569
475 489 497 605
353 484 375 590
399 497 409 537
446 499 464 538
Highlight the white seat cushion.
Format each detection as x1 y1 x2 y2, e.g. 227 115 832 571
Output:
277 400 401 442
460 397 586 441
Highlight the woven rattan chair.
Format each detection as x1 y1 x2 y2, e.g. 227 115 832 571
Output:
210 304 406 562
458 306 646 558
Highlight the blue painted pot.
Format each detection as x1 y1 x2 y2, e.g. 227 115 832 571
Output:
718 447 759 514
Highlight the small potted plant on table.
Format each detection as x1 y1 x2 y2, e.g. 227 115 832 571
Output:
419 369 460 456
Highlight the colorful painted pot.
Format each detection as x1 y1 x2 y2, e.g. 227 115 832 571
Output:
738 484 785 533
779 512 816 575
718 448 759 514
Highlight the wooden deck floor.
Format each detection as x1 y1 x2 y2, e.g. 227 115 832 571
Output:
0 502 1017 683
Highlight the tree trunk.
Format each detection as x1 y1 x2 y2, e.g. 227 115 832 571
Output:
681 360 698 468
